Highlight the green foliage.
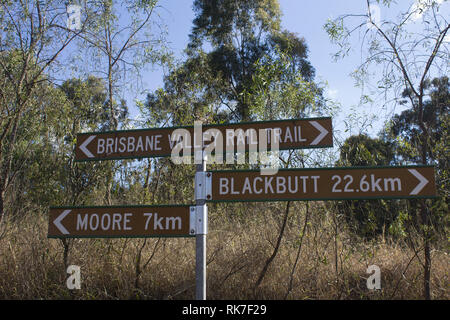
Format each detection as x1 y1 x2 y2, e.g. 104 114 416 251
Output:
387 76 449 236
144 0 323 127
9 77 114 214
337 134 395 167
335 134 399 239
189 0 281 49
179 0 318 122
0 49 48 219
245 46 323 121
388 77 449 166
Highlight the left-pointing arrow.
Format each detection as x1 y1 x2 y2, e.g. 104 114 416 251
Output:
54 210 71 235
79 135 96 158
408 169 429 195
309 121 329 145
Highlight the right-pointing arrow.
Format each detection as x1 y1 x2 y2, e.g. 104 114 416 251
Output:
54 210 71 235
309 121 329 145
79 135 96 158
409 169 429 195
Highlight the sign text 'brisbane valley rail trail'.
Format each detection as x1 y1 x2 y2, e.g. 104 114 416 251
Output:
75 117 332 161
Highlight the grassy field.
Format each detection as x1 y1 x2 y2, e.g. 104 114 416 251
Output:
0 202 448 300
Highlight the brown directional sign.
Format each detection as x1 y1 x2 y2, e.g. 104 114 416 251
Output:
48 205 194 238
75 117 332 161
208 165 437 202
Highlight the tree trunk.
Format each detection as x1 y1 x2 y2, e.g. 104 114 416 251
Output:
254 201 291 295
418 101 431 300
61 238 71 271
143 159 152 201
0 188 5 225
420 200 431 300
284 202 310 299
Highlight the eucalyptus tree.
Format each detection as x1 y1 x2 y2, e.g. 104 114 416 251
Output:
146 0 320 125
7 76 111 216
69 0 171 204
74 0 170 130
324 0 449 299
0 0 100 223
387 76 449 235
188 0 283 121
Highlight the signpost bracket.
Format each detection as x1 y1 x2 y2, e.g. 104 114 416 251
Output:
189 205 208 235
195 172 212 200
195 204 208 235
189 206 197 235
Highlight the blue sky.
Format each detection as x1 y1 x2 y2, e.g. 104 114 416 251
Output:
127 0 449 142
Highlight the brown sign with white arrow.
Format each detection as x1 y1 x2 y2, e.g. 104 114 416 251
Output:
208 166 437 202
75 117 332 161
48 205 194 238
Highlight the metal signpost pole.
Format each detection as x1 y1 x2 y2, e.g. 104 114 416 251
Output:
195 150 207 300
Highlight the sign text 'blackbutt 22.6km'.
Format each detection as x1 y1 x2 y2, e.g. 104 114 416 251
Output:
75 117 332 161
208 165 437 202
48 205 195 238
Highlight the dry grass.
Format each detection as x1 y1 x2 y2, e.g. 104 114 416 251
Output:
0 203 448 300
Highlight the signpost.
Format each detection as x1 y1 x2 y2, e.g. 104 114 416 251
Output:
207 166 437 202
48 205 195 238
53 116 335 301
74 117 332 161
49 114 439 301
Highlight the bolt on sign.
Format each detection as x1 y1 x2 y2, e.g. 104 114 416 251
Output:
75 117 332 161
48 205 195 238
207 165 437 202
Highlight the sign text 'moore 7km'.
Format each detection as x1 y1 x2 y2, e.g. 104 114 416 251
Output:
48 205 194 238
75 117 332 161
208 166 437 202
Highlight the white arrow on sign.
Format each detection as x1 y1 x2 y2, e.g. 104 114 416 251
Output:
54 210 71 235
408 169 429 195
79 135 96 158
309 121 329 145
